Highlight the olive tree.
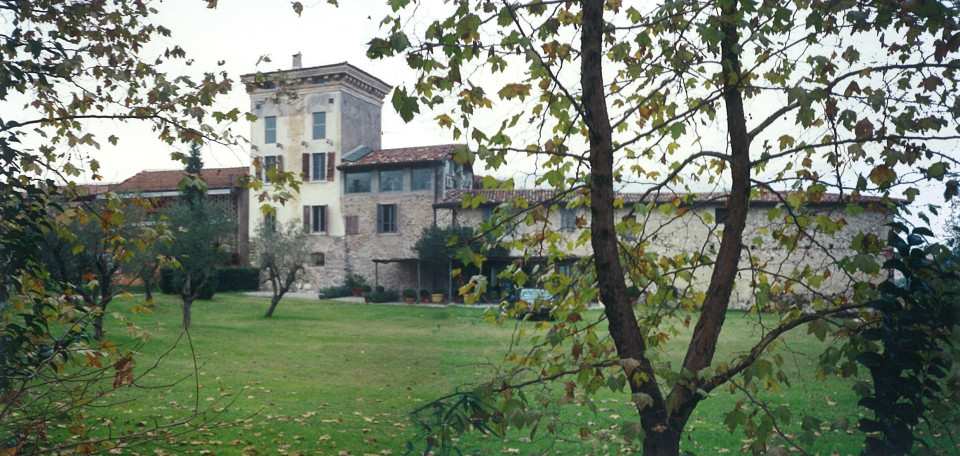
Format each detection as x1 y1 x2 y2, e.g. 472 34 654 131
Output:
252 219 310 318
369 0 960 454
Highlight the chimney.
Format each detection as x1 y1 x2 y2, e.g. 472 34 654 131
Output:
292 52 302 69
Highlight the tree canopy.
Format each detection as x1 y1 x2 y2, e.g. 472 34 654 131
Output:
370 0 960 454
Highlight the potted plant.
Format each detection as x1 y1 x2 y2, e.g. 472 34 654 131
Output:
402 288 417 304
431 290 444 304
345 273 366 297
420 289 430 303
360 284 372 296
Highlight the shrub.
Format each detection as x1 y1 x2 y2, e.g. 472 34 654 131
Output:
419 289 430 299
217 267 260 291
157 266 218 300
344 273 366 289
361 284 372 293
196 270 218 300
375 285 385 293
318 285 352 299
402 288 417 299
368 290 399 303
159 267 177 294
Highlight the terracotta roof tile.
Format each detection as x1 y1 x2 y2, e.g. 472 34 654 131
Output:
338 144 461 169
79 167 248 195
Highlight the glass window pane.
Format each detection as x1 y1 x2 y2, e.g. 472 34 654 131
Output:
379 170 402 192
313 112 326 140
345 172 371 193
265 116 276 143
411 168 432 190
312 153 326 180
377 204 397 233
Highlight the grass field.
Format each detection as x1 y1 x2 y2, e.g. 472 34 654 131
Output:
71 292 956 455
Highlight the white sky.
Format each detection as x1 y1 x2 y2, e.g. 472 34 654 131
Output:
18 0 954 234
86 0 451 183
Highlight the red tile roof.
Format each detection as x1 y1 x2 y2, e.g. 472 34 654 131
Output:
438 189 897 207
79 167 247 196
338 144 461 169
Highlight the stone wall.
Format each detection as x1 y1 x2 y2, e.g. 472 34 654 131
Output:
438 201 893 309
340 193 436 291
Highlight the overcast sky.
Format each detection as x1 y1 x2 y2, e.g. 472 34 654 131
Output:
42 0 955 234
86 0 450 183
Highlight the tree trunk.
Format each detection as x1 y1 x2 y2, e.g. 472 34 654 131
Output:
579 0 677 452
264 295 281 317
182 297 192 329
182 274 193 329
94 309 105 340
144 277 154 302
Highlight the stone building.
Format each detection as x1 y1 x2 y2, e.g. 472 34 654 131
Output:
243 58 472 292
436 189 895 308
244 58 895 306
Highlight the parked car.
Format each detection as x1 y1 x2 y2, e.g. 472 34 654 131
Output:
500 288 556 321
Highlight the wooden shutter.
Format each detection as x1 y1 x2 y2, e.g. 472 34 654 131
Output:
345 215 358 235
326 152 335 181
303 206 310 232
255 159 263 181
302 153 310 181
277 155 284 171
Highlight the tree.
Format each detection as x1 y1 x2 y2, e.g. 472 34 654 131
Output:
253 219 310 317
414 224 476 264
370 0 960 454
38 198 160 339
0 1 295 452
163 143 235 328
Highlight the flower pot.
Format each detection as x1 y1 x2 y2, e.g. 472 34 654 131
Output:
405 297 415 305
431 293 443 304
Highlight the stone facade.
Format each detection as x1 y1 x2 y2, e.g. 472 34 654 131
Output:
437 193 894 309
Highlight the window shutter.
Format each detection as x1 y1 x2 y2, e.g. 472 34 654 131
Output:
277 155 284 171
345 215 358 235
376 205 383 233
255 161 263 181
319 206 326 232
326 152 335 181
302 154 310 181
303 206 310 232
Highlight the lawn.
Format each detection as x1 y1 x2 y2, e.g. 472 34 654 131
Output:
66 292 955 455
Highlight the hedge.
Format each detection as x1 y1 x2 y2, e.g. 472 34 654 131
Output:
217 267 260 292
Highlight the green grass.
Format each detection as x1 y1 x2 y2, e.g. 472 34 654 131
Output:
67 292 956 455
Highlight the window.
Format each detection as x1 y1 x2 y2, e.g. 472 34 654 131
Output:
264 116 276 144
311 153 326 181
345 172 371 193
258 155 282 181
560 208 577 232
379 170 403 192
312 76 325 84
715 207 729 224
311 252 326 266
303 205 327 233
411 168 432 191
264 212 276 232
377 204 397 233
312 112 326 140
481 206 493 222
345 215 359 235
